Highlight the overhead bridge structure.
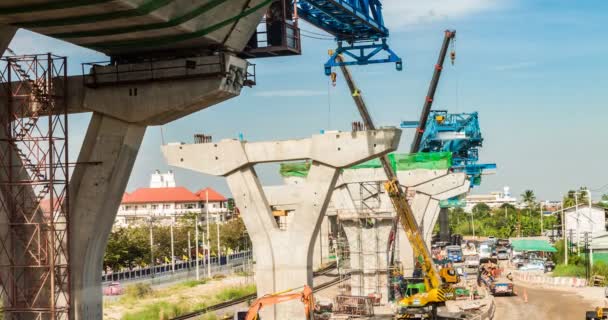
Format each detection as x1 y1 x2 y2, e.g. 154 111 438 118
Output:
0 1 275 319
0 0 402 319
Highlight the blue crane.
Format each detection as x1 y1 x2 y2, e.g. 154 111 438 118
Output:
243 0 402 74
401 111 497 187
294 0 402 74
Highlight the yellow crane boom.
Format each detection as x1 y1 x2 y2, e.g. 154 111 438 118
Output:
335 56 441 290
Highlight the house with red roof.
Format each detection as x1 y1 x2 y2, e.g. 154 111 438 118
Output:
115 171 231 226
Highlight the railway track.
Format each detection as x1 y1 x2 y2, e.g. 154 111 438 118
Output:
171 264 346 320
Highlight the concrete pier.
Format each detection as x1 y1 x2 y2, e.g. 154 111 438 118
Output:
329 166 471 300
162 128 401 320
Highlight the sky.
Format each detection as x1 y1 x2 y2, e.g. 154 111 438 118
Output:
5 0 608 201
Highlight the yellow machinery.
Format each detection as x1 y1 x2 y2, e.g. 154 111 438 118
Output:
335 53 457 319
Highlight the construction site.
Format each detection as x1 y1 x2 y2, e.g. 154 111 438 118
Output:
0 1 607 320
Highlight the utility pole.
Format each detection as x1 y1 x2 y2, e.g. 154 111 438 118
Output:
187 231 192 269
170 219 175 273
575 193 580 255
540 201 544 236
217 221 221 264
206 190 211 278
195 216 200 281
148 217 155 278
470 208 476 239
562 199 568 265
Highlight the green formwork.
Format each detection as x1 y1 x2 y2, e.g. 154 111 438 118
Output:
279 152 453 178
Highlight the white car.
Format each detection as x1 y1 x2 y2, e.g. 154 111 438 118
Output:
464 255 480 269
519 261 545 271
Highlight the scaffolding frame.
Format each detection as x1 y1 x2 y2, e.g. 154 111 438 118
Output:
0 53 70 319
335 181 394 301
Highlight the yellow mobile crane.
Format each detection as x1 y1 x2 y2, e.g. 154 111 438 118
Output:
333 36 458 319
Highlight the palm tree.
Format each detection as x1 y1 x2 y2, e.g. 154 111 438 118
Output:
520 190 536 237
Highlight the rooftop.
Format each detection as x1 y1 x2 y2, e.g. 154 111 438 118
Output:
122 186 226 204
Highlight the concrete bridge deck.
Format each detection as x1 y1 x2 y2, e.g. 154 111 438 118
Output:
1 0 270 57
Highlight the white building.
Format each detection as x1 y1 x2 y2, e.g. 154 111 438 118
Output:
115 171 231 226
564 204 607 246
149 169 176 188
464 186 518 212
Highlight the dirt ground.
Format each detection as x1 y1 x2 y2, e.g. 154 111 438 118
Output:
494 280 597 320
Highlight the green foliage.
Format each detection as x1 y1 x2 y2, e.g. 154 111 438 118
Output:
446 204 556 238
553 264 586 277
105 217 248 271
563 187 589 208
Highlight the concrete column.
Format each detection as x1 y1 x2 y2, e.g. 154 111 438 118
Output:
162 129 400 320
70 114 146 320
439 208 450 242
0 25 16 54
399 176 470 275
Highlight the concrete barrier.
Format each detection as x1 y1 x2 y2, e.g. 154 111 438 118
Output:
513 271 588 288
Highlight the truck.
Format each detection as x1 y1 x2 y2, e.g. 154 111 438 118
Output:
446 245 463 263
477 258 514 296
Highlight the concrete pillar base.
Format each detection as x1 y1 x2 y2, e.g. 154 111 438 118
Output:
162 129 400 320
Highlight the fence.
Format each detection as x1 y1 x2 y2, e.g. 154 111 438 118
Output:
102 251 252 284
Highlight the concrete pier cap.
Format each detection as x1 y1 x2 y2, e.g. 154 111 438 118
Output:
162 128 401 320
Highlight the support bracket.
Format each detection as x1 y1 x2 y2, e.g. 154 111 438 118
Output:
324 39 402 75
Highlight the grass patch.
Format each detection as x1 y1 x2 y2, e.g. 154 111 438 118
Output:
214 284 257 302
170 279 207 290
117 283 256 320
552 264 586 277
120 283 154 305
122 301 186 320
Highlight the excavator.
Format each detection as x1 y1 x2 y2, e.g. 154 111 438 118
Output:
244 285 314 320
332 30 459 320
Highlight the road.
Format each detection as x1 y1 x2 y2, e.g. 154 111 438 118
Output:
494 281 596 320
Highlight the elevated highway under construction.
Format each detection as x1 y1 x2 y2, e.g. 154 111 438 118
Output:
0 1 499 320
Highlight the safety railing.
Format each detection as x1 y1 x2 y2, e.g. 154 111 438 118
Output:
101 251 252 283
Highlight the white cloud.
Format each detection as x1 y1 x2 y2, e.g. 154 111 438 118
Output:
491 61 536 71
382 0 503 29
254 89 327 97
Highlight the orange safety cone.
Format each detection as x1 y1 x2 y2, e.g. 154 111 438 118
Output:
523 288 528 303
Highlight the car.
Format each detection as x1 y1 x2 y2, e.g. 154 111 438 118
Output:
464 254 480 269
446 245 463 263
544 260 556 272
496 249 509 260
519 260 545 271
511 254 525 267
102 282 124 296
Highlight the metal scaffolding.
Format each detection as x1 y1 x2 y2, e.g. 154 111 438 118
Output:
0 53 70 319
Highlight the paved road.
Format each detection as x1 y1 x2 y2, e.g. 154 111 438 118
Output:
494 281 596 320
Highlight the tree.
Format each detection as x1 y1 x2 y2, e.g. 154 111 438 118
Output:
599 194 608 209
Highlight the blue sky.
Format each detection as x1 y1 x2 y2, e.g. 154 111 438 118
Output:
6 0 608 201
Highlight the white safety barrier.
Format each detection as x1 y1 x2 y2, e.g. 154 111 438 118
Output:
513 271 588 288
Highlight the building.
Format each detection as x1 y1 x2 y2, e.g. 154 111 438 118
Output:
464 186 518 212
115 171 231 227
564 205 608 246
